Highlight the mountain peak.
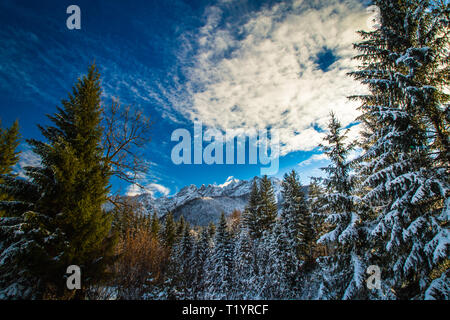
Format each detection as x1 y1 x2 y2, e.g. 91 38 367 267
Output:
218 176 240 188
129 175 283 225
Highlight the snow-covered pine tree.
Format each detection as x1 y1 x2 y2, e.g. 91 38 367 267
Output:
0 211 61 299
148 219 189 300
204 212 233 299
393 0 449 298
191 227 212 299
143 211 178 299
243 178 262 239
260 170 313 299
257 221 284 299
0 122 45 298
244 176 278 298
232 226 259 299
258 175 278 233
349 0 449 299
316 113 369 300
309 177 330 253
171 222 195 299
399 0 449 167
282 170 314 266
425 265 449 300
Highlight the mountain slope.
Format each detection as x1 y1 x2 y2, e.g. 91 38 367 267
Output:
129 176 285 226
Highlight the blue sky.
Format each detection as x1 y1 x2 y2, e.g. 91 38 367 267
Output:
0 0 371 197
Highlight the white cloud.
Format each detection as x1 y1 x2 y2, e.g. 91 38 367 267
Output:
148 183 170 196
298 153 328 167
14 147 42 179
126 182 170 197
175 0 369 156
126 184 142 197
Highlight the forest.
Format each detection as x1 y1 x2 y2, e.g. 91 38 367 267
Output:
0 0 448 300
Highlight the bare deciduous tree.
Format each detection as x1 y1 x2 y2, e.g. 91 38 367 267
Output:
102 100 152 189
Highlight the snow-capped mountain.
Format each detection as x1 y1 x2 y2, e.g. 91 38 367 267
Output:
129 176 284 226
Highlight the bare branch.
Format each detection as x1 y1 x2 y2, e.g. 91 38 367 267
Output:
101 100 153 187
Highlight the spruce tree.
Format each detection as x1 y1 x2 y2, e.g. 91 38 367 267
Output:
258 175 277 233
207 221 216 240
316 113 369 300
204 212 233 299
0 64 116 299
258 222 284 299
191 228 211 299
281 170 314 264
309 177 329 252
259 171 305 299
261 170 314 299
349 0 449 299
0 120 20 176
161 212 176 250
243 178 261 239
176 215 186 241
171 222 194 299
232 226 258 299
150 210 160 238
0 120 21 212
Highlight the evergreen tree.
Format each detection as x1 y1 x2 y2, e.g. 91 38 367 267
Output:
260 170 314 299
161 212 176 250
281 170 314 265
309 177 329 252
243 178 261 239
150 210 160 238
207 221 216 240
349 0 449 299
257 223 282 299
0 120 20 176
0 120 21 213
204 212 233 299
316 113 369 300
232 226 258 299
258 175 277 233
0 211 55 299
191 228 211 299
396 0 449 167
171 222 195 299
228 209 241 237
0 64 116 299
176 215 185 241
